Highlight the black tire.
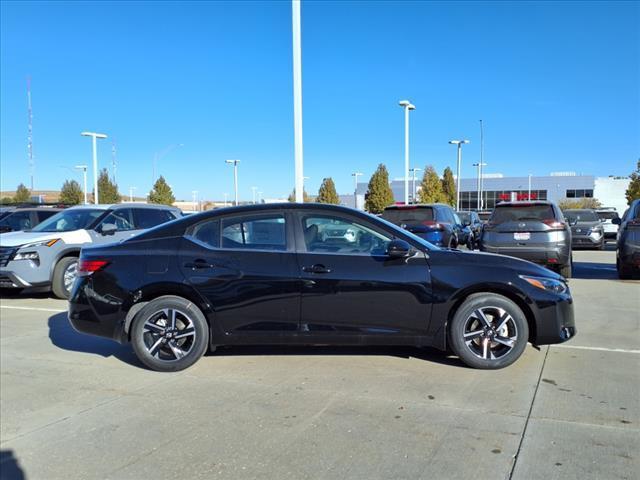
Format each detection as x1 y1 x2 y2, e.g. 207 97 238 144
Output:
449 293 529 369
51 256 78 299
131 295 209 372
617 259 632 280
559 256 572 279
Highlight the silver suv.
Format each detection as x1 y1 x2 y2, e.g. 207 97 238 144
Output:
0 203 181 298
479 201 573 278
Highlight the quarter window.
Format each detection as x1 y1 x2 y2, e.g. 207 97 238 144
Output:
222 214 286 251
190 220 220 248
302 215 391 255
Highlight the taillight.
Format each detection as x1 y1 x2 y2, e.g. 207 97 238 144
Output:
77 259 109 277
543 219 566 229
422 220 445 230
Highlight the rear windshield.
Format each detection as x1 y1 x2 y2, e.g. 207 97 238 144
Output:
490 205 555 224
563 210 599 223
596 211 619 220
381 207 434 225
478 212 492 221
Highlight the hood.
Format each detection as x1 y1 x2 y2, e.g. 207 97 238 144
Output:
449 249 562 280
0 230 66 248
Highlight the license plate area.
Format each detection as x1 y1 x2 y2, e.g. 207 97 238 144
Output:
514 232 531 241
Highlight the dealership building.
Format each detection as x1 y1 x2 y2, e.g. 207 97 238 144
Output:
350 172 630 214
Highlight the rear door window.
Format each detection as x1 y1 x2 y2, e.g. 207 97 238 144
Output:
0 211 32 230
381 207 434 225
221 214 287 251
97 209 135 231
37 210 59 222
490 205 555 224
133 208 176 229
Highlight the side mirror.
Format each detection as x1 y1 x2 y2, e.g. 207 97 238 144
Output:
386 239 412 258
100 223 117 236
612 217 621 225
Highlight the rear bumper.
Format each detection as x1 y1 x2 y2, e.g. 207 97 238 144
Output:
479 244 571 267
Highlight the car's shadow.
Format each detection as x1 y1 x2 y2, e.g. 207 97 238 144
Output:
211 344 466 368
47 312 144 368
0 449 25 480
572 261 618 280
47 312 466 369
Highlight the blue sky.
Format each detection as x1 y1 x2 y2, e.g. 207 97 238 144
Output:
1 0 638 201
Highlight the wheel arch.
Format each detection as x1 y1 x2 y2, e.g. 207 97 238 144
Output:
446 284 537 345
49 248 82 281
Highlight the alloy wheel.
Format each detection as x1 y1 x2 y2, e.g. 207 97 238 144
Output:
63 261 78 293
462 306 518 360
142 308 197 361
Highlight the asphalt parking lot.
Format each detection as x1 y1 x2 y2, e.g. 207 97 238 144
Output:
0 247 638 480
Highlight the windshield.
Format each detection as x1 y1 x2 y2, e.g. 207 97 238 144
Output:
596 211 618 220
490 205 555 224
31 209 105 232
563 210 599 223
381 207 434 225
457 212 470 223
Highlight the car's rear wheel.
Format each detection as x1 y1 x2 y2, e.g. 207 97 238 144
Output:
131 296 209 372
51 256 78 299
449 293 529 369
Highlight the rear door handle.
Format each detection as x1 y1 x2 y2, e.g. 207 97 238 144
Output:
184 259 214 270
302 264 332 274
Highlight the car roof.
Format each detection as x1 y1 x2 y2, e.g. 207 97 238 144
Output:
563 209 595 212
383 204 445 210
7 207 64 212
66 203 179 211
495 201 554 207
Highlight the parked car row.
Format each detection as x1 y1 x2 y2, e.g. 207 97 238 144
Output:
0 206 64 233
0 203 181 298
68 203 576 372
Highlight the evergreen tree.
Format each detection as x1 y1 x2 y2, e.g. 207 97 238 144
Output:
287 188 311 202
316 177 340 204
148 175 175 205
95 169 121 204
625 159 640 205
364 164 395 213
14 183 31 203
441 167 456 206
59 179 83 205
418 166 445 203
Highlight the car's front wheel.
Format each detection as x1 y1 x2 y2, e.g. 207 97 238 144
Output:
449 293 529 369
131 296 209 372
51 256 78 299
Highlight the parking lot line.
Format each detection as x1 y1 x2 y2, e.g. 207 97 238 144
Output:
0 305 66 313
551 344 640 354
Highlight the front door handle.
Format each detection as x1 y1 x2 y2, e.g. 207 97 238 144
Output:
302 264 332 274
184 259 213 270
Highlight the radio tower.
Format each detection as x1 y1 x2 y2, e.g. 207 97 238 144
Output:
27 76 34 191
111 138 117 184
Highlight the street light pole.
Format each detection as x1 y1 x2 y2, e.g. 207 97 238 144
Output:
399 100 416 205
74 165 88 205
225 160 240 205
479 119 485 209
81 132 107 204
528 174 532 200
129 186 137 202
449 139 469 210
251 186 258 204
192 190 198 211
223 193 229 207
472 162 486 210
292 0 304 202
351 172 363 209
410 167 421 204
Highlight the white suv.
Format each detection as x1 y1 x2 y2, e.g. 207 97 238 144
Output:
596 208 620 240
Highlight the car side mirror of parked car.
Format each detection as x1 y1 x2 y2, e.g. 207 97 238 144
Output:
612 217 621 225
100 223 117 236
386 239 412 258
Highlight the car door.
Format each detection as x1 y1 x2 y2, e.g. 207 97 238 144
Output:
178 211 300 336
294 211 433 340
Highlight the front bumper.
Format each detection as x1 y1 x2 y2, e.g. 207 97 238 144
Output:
571 233 604 248
531 291 576 345
0 259 51 288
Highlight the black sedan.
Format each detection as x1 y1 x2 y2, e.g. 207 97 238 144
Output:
68 204 576 372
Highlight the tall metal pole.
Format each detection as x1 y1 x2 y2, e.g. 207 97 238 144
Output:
352 172 362 209
92 136 99 204
292 0 304 202
26 76 34 191
223 193 228 207
479 119 484 209
528 174 532 200
234 163 238 205
251 186 257 204
75 165 88 205
111 139 117 184
456 144 462 210
412 168 421 204
472 163 485 210
404 106 410 205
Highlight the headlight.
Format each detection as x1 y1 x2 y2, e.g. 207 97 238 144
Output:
520 275 568 294
21 238 60 249
13 251 40 262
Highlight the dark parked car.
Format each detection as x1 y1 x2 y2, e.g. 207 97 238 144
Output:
479 201 572 277
477 211 493 223
457 211 483 248
381 204 464 248
613 199 640 279
0 207 63 233
562 209 604 250
69 203 576 372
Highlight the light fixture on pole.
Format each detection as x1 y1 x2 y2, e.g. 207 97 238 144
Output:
74 165 88 205
449 139 469 210
225 160 240 205
251 186 258 204
351 172 363 209
292 0 304 202
129 186 137 202
409 167 421 204
472 162 487 210
80 131 107 204
398 100 416 205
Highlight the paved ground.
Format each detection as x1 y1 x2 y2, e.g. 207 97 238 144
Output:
0 247 638 480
